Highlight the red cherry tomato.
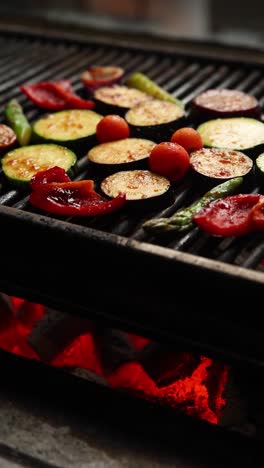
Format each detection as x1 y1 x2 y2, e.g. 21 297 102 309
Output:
249 197 264 229
96 115 130 143
170 127 203 153
148 142 190 182
194 193 262 237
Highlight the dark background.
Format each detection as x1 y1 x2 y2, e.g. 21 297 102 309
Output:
0 0 264 48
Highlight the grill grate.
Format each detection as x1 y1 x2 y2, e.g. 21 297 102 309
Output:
1 28 264 368
1 32 264 271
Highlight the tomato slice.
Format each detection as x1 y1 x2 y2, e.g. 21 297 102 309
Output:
193 193 262 237
249 197 264 229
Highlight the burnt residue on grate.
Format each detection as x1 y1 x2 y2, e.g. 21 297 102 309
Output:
1 31 264 274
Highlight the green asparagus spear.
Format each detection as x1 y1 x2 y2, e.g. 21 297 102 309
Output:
5 99 32 146
126 72 184 109
143 177 244 234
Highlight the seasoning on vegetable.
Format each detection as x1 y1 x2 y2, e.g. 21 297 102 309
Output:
4 99 32 146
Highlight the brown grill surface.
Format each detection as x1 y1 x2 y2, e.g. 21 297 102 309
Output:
1 27 264 368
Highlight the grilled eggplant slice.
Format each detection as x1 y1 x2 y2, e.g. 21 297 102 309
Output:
100 169 172 208
94 85 151 116
197 117 264 158
191 89 261 123
125 99 186 142
32 109 103 154
190 147 253 185
255 152 264 185
1 144 77 187
87 137 156 174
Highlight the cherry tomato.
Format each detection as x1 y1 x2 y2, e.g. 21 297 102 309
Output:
96 115 130 143
194 193 262 237
170 127 203 153
249 197 264 229
148 142 190 182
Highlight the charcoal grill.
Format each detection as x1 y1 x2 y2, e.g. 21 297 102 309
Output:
0 23 264 372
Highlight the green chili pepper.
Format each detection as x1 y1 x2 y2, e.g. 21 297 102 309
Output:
5 98 32 146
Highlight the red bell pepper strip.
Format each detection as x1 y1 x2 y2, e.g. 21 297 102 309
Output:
249 197 264 230
30 166 71 189
20 80 95 110
193 193 263 237
29 167 126 216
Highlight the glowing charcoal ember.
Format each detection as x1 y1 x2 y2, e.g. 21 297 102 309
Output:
126 333 151 350
92 328 136 375
52 333 103 375
137 342 201 387
27 308 92 363
16 301 45 330
205 361 228 418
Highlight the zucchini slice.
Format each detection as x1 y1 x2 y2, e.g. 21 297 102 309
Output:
197 117 264 158
255 152 264 184
125 99 186 142
87 137 156 174
100 169 171 208
1 144 77 187
191 89 261 122
94 85 151 116
32 109 103 153
190 148 253 184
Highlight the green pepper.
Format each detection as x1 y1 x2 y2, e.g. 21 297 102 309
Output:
5 99 32 146
143 177 244 234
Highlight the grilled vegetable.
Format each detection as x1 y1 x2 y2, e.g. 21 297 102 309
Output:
94 85 150 116
170 127 203 153
143 176 243 234
96 114 130 142
101 169 171 207
249 198 264 230
126 72 184 109
125 99 185 142
32 109 102 153
1 144 77 187
191 88 261 122
255 152 264 183
81 66 124 92
197 117 264 158
190 148 253 184
148 142 190 182
194 193 263 237
20 80 95 111
4 99 32 146
87 137 156 174
0 124 16 152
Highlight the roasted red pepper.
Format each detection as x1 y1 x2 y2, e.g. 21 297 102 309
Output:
20 80 95 110
29 166 126 216
249 197 264 229
193 193 263 237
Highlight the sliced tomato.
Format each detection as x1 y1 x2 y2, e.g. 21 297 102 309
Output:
249 197 264 229
193 193 262 237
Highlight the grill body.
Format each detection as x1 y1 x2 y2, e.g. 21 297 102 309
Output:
0 26 264 367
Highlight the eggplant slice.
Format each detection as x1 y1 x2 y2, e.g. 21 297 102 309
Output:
190 147 253 184
125 98 186 142
87 137 156 174
94 85 151 115
191 88 261 122
101 169 171 208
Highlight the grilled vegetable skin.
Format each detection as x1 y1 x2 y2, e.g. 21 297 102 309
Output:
143 176 243 234
4 99 32 146
126 72 184 109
